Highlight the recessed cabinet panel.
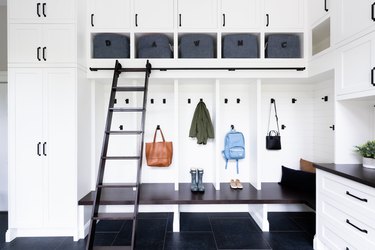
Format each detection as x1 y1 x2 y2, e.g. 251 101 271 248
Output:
177 0 217 29
135 0 174 30
264 0 303 30
90 0 131 30
337 33 375 96
12 70 44 228
336 0 374 43
9 0 40 21
309 0 329 26
221 0 259 29
43 24 76 63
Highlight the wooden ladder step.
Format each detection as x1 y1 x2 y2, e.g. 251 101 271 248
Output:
109 108 144 112
98 183 137 188
102 156 141 160
93 246 132 250
93 213 134 221
113 86 145 92
105 131 143 135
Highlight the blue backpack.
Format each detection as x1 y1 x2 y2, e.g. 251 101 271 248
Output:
222 128 245 174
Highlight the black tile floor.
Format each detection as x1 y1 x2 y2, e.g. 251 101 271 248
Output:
0 211 315 250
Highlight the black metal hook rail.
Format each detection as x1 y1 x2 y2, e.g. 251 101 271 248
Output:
90 66 306 72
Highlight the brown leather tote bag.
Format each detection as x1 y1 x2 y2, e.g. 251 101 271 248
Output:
145 126 173 167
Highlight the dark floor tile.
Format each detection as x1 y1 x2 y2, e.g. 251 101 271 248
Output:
0 213 8 243
211 218 270 249
93 232 118 246
180 213 211 232
268 212 302 232
112 221 133 246
164 232 216 250
263 232 314 250
166 213 173 232
96 220 126 233
55 238 86 250
291 216 316 237
1 237 65 250
134 219 167 250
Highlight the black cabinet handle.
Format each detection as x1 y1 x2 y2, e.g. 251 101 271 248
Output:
42 3 46 17
43 142 47 156
179 14 182 27
372 2 375 21
37 47 41 61
135 14 138 27
346 191 368 202
37 142 41 156
371 67 375 86
266 14 270 27
324 0 329 12
223 14 226 27
329 125 335 131
42 47 46 61
346 219 368 234
91 14 94 27
37 3 41 17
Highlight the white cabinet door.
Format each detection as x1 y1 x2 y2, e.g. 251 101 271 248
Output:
337 33 375 96
309 0 329 26
9 24 43 63
221 0 260 29
44 69 76 229
90 0 131 30
178 0 217 29
8 24 76 64
9 0 74 23
11 69 44 228
135 0 174 30
335 0 375 43
264 0 304 30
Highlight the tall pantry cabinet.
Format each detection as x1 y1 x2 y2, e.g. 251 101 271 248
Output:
7 0 86 240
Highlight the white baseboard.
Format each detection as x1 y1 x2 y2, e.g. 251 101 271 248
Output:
6 228 75 240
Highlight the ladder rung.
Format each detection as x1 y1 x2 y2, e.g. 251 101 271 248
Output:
113 86 145 92
105 131 143 135
109 108 144 112
98 183 137 188
93 213 134 220
93 246 132 250
102 156 141 160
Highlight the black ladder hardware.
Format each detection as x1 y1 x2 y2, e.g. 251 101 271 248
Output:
86 60 152 250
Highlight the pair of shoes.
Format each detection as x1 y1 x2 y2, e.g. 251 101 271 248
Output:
190 168 205 192
229 179 243 189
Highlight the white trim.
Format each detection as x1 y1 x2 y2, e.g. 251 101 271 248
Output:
6 228 76 241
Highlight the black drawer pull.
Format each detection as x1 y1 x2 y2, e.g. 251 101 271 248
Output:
179 14 182 27
42 47 46 61
372 2 375 21
43 142 47 156
223 14 226 27
135 14 138 27
37 47 41 61
371 67 375 86
37 3 41 17
266 14 269 27
346 191 368 202
346 219 368 234
91 14 94 27
42 3 46 17
37 142 41 156
324 0 329 12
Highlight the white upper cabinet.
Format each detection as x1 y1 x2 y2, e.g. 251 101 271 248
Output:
221 0 260 30
336 32 375 97
9 0 75 23
89 0 131 30
177 0 217 29
264 0 304 30
334 0 375 44
309 0 329 26
9 24 76 65
134 0 174 30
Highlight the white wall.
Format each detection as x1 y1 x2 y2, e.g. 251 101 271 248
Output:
0 6 7 71
0 83 7 211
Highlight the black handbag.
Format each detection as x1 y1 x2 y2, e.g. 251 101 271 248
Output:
266 99 281 150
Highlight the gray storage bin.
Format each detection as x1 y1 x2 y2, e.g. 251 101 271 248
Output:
266 34 301 58
93 33 129 58
222 34 258 58
179 34 215 58
137 34 172 58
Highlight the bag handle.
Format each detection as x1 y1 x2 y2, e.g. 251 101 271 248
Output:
153 125 166 142
267 98 280 134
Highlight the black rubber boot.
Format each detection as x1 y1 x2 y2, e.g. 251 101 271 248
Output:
190 168 198 192
197 168 205 192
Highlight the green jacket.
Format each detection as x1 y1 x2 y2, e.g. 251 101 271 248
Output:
189 101 215 144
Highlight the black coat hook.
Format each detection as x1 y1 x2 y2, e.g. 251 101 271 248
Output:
281 125 286 130
114 98 117 104
237 98 240 104
224 98 228 104
119 125 123 130
292 98 297 104
150 98 154 104
125 98 129 104
163 98 166 104
200 98 203 102
231 125 234 130
188 98 191 104
322 96 328 102
156 125 160 130
271 98 275 103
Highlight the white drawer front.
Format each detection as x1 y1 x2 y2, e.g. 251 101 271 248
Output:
318 171 375 215
320 196 375 248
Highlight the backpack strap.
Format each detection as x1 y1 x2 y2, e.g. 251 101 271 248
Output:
236 159 239 174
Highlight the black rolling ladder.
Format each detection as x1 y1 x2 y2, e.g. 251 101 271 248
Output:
86 60 152 250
